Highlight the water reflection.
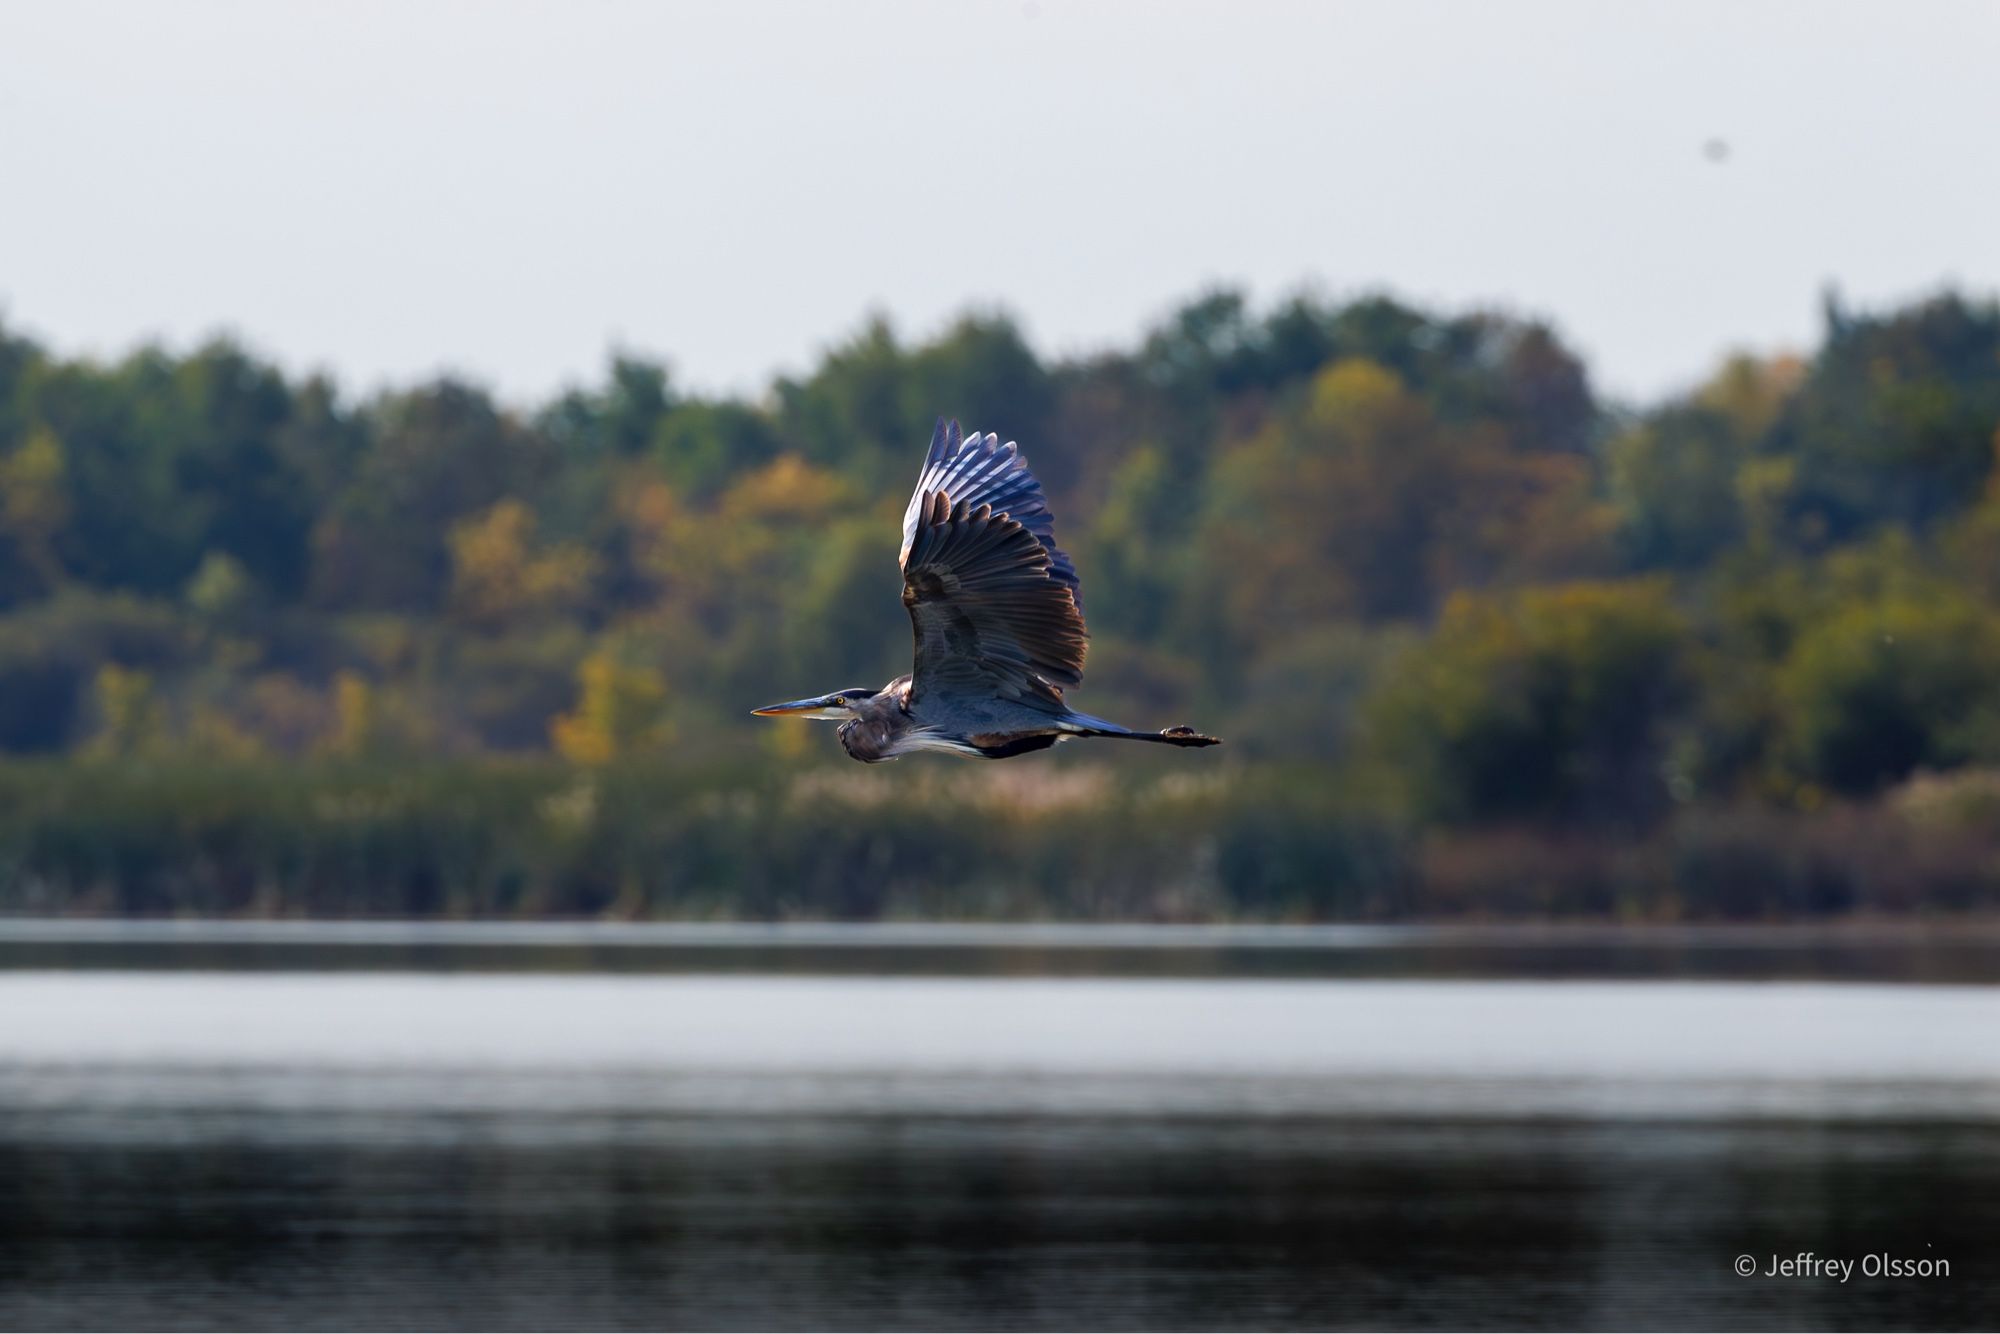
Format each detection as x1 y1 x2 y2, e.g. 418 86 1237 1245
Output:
0 946 1994 1330
4 1104 1993 1330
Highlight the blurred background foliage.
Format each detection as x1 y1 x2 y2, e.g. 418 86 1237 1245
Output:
3 286 2000 919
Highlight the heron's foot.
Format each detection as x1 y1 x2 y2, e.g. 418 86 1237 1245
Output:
1159 725 1222 746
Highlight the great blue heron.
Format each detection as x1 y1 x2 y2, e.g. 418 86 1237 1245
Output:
754 419 1221 763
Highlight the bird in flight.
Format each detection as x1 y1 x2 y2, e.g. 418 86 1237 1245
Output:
754 419 1221 763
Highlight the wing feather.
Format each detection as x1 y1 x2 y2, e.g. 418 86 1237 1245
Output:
901 492 1088 708
899 418 1080 603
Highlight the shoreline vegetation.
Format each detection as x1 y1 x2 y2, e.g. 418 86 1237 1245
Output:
3 758 1996 923
4 286 2000 923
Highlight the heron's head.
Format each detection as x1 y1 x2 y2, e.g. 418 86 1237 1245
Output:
751 687 877 721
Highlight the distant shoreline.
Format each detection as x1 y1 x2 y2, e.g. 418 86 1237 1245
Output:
8 914 2000 941
8 914 2000 984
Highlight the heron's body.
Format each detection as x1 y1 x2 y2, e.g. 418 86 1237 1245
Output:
825 673 1207 763
755 420 1220 762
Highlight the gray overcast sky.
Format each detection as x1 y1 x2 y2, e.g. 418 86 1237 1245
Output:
2 0 1996 408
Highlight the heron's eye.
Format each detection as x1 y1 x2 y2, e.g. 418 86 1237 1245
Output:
831 696 845 706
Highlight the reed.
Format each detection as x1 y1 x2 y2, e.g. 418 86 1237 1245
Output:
1 758 1992 921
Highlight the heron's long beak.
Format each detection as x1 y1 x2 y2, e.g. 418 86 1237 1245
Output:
751 694 848 720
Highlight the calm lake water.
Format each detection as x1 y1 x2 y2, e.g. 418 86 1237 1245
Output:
1 921 1995 1330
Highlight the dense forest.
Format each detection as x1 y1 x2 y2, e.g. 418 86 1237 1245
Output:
3 287 1999 920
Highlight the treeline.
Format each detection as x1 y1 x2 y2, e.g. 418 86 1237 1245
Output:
2 287 2000 917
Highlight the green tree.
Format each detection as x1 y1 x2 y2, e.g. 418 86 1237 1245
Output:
540 354 674 459
1366 581 1689 824
1776 592 2000 795
1609 407 1750 570
311 380 553 610
651 399 782 500
183 550 255 625
1195 359 1610 652
0 426 70 595
1773 293 2000 542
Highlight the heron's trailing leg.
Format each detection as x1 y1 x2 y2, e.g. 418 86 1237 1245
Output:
1055 715 1220 748
1101 724 1222 748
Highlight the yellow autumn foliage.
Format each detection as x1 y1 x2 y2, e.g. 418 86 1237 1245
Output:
550 652 672 765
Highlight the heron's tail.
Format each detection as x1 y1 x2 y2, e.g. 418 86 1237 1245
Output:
1062 713 1222 748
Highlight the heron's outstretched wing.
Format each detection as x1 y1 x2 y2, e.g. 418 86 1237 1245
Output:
900 420 1086 706
900 419 1080 604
